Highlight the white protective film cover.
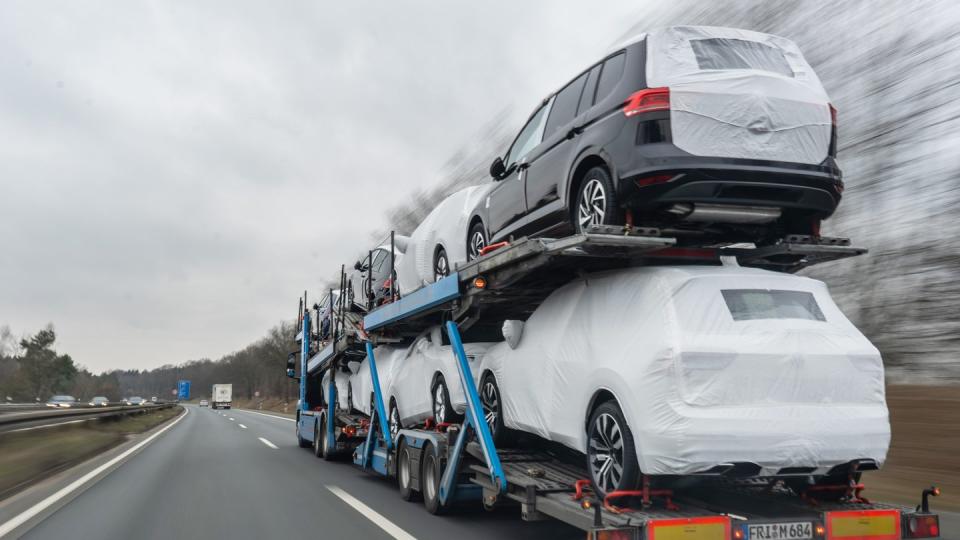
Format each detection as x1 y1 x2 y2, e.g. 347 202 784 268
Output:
348 345 405 416
646 26 832 165
397 185 496 295
479 266 890 476
321 365 354 411
385 328 494 426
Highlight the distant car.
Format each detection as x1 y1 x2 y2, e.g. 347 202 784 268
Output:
46 395 77 408
199 399 209 407
88 396 109 407
468 26 841 249
127 396 145 406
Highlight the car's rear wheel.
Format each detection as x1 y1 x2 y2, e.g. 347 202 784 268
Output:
389 400 402 442
434 247 450 282
466 222 487 261
479 374 506 444
574 167 621 233
586 400 641 498
431 375 458 424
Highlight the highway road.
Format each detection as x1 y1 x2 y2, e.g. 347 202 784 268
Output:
20 405 580 540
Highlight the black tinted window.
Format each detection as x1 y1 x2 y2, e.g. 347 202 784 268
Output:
577 65 602 115
543 72 588 137
690 38 793 77
721 289 826 321
504 102 550 167
595 53 625 103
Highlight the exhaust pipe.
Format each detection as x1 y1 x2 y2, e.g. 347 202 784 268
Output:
667 203 781 224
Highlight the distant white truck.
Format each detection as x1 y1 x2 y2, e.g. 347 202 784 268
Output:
211 384 232 410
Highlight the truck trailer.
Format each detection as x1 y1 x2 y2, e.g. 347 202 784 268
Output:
288 228 944 540
211 384 232 410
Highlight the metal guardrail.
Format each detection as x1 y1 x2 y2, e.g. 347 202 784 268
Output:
0 403 178 433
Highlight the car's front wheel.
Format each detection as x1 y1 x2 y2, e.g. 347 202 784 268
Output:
479 374 506 444
574 167 621 233
586 400 642 498
431 375 458 424
466 222 487 261
433 247 450 282
388 400 402 442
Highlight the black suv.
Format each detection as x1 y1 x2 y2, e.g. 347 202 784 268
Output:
466 28 842 255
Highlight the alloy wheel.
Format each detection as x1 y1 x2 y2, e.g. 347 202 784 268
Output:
389 405 401 441
468 230 486 260
588 412 624 494
434 250 449 282
480 380 499 434
433 384 446 422
578 179 607 230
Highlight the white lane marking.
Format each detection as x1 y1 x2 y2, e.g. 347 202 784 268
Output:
229 418 235 421
237 409 295 422
327 485 416 540
6 419 89 433
258 437 278 449
0 408 189 537
238 424 247 429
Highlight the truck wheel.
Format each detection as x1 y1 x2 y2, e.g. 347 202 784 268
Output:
586 401 641 498
421 441 448 515
321 415 336 461
296 416 311 448
397 437 419 502
313 418 324 458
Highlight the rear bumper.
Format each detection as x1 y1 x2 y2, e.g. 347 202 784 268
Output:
618 155 843 218
635 404 890 476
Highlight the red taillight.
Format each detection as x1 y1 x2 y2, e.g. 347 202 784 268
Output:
624 87 669 117
907 515 940 538
829 103 838 126
634 174 675 188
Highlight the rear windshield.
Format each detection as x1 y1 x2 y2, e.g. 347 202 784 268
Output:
690 38 793 77
721 289 825 321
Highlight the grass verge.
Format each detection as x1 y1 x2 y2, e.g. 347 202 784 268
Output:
0 406 183 501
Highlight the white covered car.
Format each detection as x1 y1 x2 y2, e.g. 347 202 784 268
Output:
348 345 405 417
477 265 890 497
396 184 495 295
321 360 360 411
384 326 495 434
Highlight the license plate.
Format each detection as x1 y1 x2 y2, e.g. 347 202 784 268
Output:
747 521 812 539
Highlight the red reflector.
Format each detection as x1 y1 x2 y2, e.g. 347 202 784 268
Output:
635 174 675 187
907 515 940 538
624 87 669 117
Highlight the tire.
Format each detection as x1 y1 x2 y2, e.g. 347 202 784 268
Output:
466 222 488 261
574 166 621 234
296 415 311 448
347 383 355 413
479 374 506 444
431 375 459 424
388 400 402 442
313 418 323 458
321 415 336 461
421 441 448 515
433 247 450 282
397 437 420 501
586 400 642 498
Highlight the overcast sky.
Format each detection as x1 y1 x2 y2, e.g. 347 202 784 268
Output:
0 1 651 372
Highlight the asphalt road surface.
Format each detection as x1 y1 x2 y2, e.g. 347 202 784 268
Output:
22 405 580 540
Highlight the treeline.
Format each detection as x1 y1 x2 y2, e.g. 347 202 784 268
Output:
0 325 121 402
110 322 297 401
1 322 298 402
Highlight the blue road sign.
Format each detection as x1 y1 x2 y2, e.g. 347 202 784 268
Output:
177 380 191 400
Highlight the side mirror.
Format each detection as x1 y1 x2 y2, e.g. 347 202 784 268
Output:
489 157 506 179
286 352 296 377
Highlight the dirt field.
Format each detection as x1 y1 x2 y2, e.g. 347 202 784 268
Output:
866 385 959 512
